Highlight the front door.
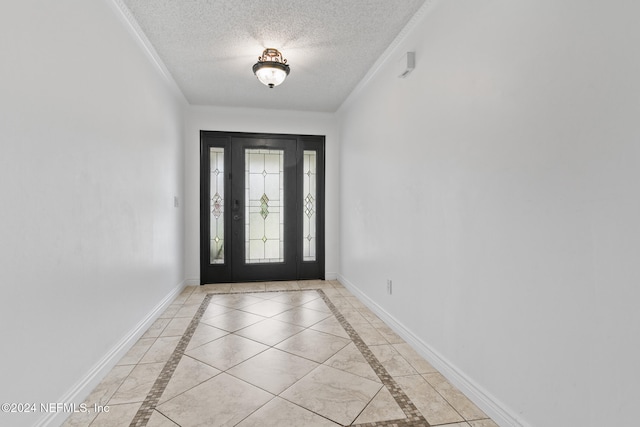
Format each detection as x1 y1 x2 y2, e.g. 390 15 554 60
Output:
200 131 325 283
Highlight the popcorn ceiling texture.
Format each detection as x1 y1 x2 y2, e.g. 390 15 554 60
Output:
120 0 427 111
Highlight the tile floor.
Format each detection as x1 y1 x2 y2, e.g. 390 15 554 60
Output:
62 280 499 427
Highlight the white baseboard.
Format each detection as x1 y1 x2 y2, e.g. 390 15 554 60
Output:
325 272 338 280
337 274 527 427
35 280 188 427
185 277 200 286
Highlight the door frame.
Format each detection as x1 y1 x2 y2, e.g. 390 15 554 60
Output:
199 130 325 284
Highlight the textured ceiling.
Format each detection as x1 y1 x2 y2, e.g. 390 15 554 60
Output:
119 0 427 112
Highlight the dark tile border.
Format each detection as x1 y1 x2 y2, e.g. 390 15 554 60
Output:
129 293 213 427
129 288 431 427
317 290 430 427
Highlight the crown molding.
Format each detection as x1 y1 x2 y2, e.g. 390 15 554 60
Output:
337 0 441 113
107 0 188 104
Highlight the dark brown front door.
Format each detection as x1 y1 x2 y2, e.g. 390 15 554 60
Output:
200 131 325 284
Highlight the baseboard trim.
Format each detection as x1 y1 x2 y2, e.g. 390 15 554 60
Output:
35 280 188 427
185 277 201 286
337 274 527 427
324 272 338 280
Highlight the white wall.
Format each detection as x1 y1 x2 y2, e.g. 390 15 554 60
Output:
0 1 185 426
337 1 640 426
183 106 339 283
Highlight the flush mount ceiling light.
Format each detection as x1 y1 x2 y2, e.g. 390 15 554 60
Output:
252 48 290 88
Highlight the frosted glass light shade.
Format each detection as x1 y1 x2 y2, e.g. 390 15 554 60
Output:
253 62 289 88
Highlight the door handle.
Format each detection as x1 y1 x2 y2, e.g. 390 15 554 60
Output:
232 200 241 221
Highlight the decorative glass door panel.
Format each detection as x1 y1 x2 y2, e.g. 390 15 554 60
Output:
210 147 225 264
200 131 325 284
245 149 285 263
302 150 317 261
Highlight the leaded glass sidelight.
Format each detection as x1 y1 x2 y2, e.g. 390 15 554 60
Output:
303 150 317 261
210 147 225 264
245 149 284 263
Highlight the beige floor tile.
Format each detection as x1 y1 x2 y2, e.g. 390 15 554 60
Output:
234 318 304 346
141 318 171 339
369 344 418 377
87 365 136 404
393 342 438 374
210 293 264 309
89 402 141 427
329 301 356 313
324 342 381 382
139 336 181 364
196 283 233 294
228 348 318 394
425 373 488 421
262 281 301 291
320 288 343 298
109 362 165 405
173 303 200 318
272 306 331 327
146 410 180 426
341 310 370 325
252 291 285 300
157 304 181 319
230 282 267 293
345 296 368 310
172 295 189 306
469 419 500 427
117 337 156 366
296 279 328 289
158 355 220 404
159 317 192 337
357 307 380 322
179 286 196 295
353 386 406 424
62 365 134 427
396 375 464 425
352 323 389 345
184 292 207 305
269 290 320 306
336 287 353 296
185 323 228 351
200 309 264 332
236 397 339 426
156 373 273 427
374 323 406 344
75 284 499 427
171 298 189 307
238 299 294 317
309 316 350 339
280 364 382 425
186 334 268 370
300 298 332 313
326 291 350 302
200 302 233 320
276 328 350 363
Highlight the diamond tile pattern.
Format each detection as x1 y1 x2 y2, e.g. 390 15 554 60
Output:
62 281 498 427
